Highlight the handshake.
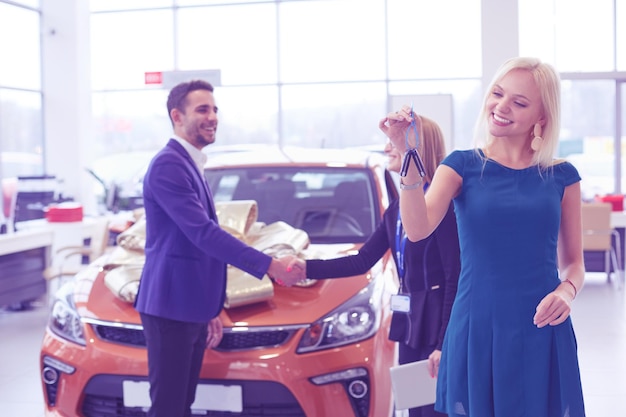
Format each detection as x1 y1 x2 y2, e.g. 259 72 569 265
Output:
267 255 307 287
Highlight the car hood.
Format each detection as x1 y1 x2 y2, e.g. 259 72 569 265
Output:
71 243 388 328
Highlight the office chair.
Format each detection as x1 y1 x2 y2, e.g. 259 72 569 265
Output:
581 202 623 288
43 216 112 301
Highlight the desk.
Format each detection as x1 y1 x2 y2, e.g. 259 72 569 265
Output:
15 218 99 268
0 229 53 308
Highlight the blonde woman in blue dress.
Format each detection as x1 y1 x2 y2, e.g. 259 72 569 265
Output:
380 57 586 417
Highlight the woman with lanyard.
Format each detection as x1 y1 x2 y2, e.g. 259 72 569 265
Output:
303 113 461 417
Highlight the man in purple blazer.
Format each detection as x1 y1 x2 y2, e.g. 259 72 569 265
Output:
134 79 302 417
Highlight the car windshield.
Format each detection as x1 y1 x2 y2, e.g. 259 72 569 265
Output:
205 167 377 244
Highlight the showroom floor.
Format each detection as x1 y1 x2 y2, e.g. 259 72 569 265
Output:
0 273 624 417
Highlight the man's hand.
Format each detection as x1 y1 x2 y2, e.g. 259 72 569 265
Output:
206 317 223 349
287 257 305 279
268 255 305 286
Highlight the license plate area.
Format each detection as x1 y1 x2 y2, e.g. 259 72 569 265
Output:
122 380 243 413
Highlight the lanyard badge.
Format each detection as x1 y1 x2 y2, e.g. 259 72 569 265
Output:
391 211 411 313
391 294 411 313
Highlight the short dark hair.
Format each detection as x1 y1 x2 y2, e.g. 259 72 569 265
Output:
166 79 214 125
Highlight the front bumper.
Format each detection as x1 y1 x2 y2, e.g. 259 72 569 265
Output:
41 319 395 417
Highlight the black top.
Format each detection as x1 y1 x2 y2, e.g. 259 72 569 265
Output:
306 198 460 351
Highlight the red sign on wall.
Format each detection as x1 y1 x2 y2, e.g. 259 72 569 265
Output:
144 72 163 85
144 70 221 88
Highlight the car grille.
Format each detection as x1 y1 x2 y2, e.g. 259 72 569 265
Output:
92 324 147 348
216 329 295 351
90 323 301 351
81 375 306 417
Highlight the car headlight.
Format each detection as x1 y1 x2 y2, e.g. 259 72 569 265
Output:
48 282 86 346
297 278 383 353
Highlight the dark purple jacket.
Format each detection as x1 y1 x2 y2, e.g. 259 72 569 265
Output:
134 139 272 323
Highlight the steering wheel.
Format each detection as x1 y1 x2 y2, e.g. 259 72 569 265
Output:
329 212 364 236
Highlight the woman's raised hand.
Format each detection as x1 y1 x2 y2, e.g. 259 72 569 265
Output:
378 105 420 152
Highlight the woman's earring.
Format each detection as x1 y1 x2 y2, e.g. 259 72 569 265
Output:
531 123 543 151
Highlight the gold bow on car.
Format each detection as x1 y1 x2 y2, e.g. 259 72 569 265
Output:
103 200 313 307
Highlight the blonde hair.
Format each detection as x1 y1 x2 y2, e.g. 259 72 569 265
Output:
473 57 561 169
419 115 447 184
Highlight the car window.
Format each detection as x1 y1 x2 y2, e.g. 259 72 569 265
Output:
206 167 377 244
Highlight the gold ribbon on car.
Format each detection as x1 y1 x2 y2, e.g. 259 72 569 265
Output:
101 225 147 303
115 218 146 253
103 200 312 307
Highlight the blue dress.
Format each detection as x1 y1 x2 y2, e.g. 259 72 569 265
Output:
435 150 586 417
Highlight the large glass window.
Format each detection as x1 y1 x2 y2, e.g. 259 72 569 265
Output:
89 0 484 159
177 4 278 85
520 0 616 71
0 2 43 187
618 0 626 70
90 0 172 12
559 80 616 199
209 85 280 145
520 0 625 197
0 89 43 156
89 0 625 191
92 85 281 154
0 90 44 176
178 0 267 5
91 9 174 90
388 79 482 150
0 3 41 89
278 0 386 83
92 90 170 155
5 0 39 10
280 82 387 148
90 8 175 158
387 0 482 79
620 80 626 189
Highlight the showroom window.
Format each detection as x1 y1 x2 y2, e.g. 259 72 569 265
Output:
520 0 626 197
88 0 482 164
520 0 622 72
0 1 44 183
87 0 624 197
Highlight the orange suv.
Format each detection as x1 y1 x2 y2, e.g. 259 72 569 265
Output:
40 147 400 417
